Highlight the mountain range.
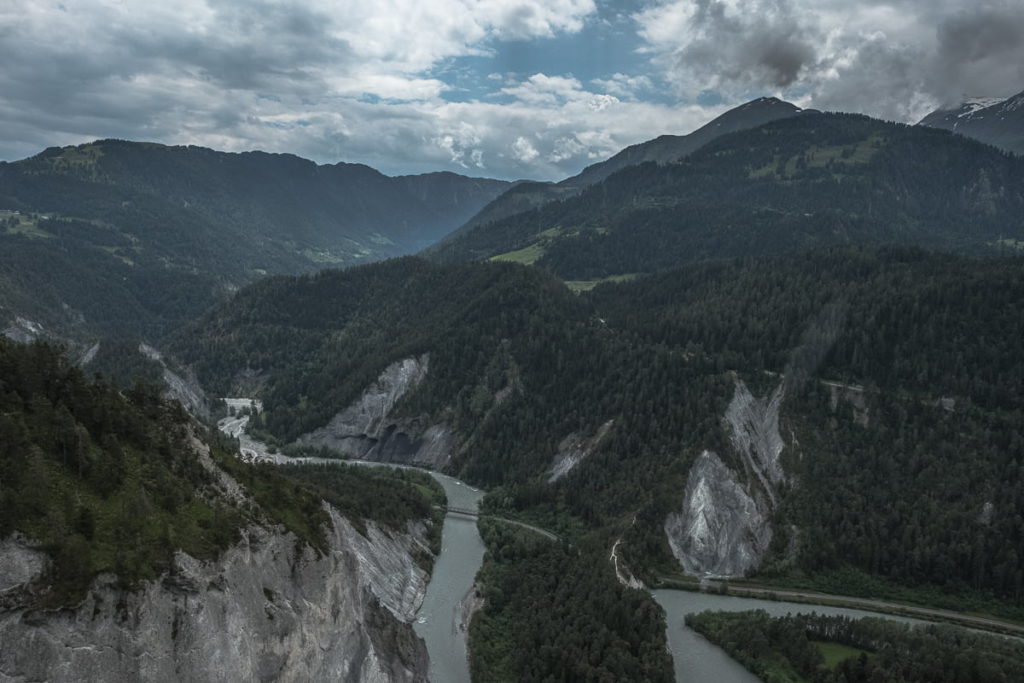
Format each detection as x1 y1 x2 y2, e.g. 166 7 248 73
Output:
431 111 1024 280
0 140 511 339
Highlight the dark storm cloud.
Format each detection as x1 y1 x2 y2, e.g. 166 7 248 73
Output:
929 3 1024 104
674 0 819 89
111 0 353 91
0 0 355 160
811 38 927 121
639 0 1024 121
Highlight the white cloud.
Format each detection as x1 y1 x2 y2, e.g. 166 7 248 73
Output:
500 74 588 105
591 73 654 99
512 136 540 162
0 0 605 176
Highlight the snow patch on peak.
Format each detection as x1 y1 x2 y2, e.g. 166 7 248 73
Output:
961 97 1004 115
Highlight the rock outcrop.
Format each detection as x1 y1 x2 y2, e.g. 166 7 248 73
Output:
0 535 48 595
298 355 456 469
0 508 430 682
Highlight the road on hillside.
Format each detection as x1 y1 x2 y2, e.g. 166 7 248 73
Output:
696 580 1024 636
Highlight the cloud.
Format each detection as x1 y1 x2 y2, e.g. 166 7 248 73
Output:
0 0 718 182
7 0 1019 181
635 0 1024 122
0 0 608 177
638 0 819 92
929 3 1024 105
591 73 654 99
512 136 541 162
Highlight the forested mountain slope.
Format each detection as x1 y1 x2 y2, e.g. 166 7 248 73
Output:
430 113 1024 279
0 140 510 339
430 96 808 249
170 247 1024 612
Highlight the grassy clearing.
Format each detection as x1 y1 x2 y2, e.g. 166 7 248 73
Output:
751 135 884 179
489 242 545 265
813 641 868 669
100 245 136 265
301 247 350 264
1 210 52 239
536 226 564 238
49 144 105 173
565 273 639 292
761 653 807 682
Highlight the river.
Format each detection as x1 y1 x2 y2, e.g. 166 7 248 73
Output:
652 589 922 683
218 403 938 683
411 473 484 683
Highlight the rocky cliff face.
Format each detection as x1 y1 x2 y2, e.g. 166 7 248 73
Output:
0 507 431 683
139 343 212 421
298 355 456 469
664 450 772 577
664 379 785 577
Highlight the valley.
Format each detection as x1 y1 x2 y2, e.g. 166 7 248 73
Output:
2 93 1023 683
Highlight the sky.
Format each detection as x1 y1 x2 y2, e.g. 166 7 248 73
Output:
1 0 1022 180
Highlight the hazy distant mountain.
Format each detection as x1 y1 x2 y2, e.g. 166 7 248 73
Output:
431 97 810 248
918 91 1024 155
0 140 511 339
431 112 1024 279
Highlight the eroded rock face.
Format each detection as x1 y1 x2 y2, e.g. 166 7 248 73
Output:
665 378 785 578
1 317 43 344
548 420 614 483
724 379 785 505
299 355 455 469
139 343 211 421
664 450 772 578
0 508 430 683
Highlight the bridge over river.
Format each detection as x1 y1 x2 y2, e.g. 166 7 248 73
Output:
438 505 559 541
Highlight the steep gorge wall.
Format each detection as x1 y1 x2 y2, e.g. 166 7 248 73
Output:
0 508 430 683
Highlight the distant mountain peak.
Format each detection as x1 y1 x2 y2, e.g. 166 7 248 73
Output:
918 90 1024 154
741 96 799 109
428 97 810 249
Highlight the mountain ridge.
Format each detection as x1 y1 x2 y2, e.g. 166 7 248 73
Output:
430 112 1024 277
429 96 811 250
